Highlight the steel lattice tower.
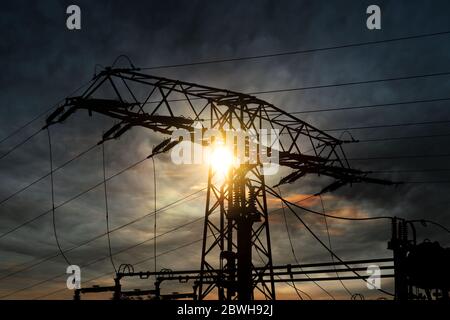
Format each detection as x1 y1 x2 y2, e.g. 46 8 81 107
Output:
45 66 394 300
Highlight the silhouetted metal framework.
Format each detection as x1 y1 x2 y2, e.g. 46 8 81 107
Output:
388 218 450 300
46 67 394 300
74 258 394 300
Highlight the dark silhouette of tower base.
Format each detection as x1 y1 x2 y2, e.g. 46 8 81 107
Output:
198 165 275 300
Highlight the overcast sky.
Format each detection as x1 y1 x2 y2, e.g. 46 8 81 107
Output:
0 0 450 300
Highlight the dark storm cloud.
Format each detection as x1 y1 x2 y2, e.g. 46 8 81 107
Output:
1 0 450 299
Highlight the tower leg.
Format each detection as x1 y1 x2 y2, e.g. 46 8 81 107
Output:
198 165 275 300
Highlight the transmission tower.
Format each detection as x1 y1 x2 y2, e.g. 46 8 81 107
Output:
45 66 394 300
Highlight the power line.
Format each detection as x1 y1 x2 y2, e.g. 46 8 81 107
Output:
357 133 450 142
268 187 393 222
0 80 92 146
324 119 450 132
47 128 71 266
253 72 450 96
268 186 415 297
102 142 116 273
146 72 450 111
3 30 450 152
291 97 450 114
277 187 335 299
34 236 208 300
372 168 450 174
348 153 450 161
279 131 450 142
408 219 450 234
404 180 450 184
4 30 446 152
292 206 394 297
140 31 450 70
0 154 148 240
2 99 448 207
0 143 98 207
1 144 448 243
0 190 331 292
269 188 395 297
0 188 206 283
319 195 353 298
0 218 207 299
2 75 450 170
152 156 157 275
3 100 450 175
0 188 204 278
0 128 43 161
33 193 450 300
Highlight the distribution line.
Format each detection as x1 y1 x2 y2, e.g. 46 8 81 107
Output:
32 191 450 300
348 153 450 161
0 188 206 283
324 119 450 132
2 98 450 178
0 154 148 240
34 237 207 300
47 128 71 266
357 133 450 142
0 143 99 207
3 93 450 172
0 216 206 299
1 129 449 213
0 79 93 146
102 142 117 273
292 97 450 114
266 187 395 297
278 132 450 142
4 71 450 162
140 31 450 70
372 168 450 174
31 189 397 300
5 29 450 149
3 30 450 152
2 30 450 301
0 128 43 161
3 96 450 170
5 194 320 299
277 187 335 299
252 72 450 96
144 73 450 109
2 148 449 242
319 195 353 298
287 201 395 297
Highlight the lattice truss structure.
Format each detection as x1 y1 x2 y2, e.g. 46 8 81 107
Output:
45 67 393 300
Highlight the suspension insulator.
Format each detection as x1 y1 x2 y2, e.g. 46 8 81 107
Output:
400 221 408 242
248 187 257 210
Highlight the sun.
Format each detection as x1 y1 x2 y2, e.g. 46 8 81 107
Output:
208 143 235 177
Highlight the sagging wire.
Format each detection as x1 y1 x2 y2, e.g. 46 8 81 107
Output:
254 249 310 300
111 55 136 69
46 127 71 266
319 194 353 298
102 142 117 273
275 191 395 297
278 187 334 300
152 156 157 275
